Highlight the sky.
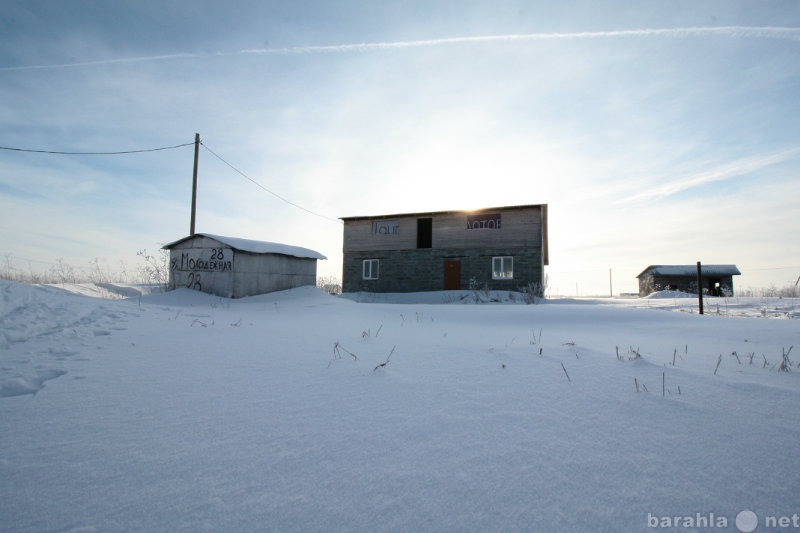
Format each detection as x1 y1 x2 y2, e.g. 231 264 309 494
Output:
1 0 799 295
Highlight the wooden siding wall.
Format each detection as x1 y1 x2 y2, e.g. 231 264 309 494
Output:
343 206 544 252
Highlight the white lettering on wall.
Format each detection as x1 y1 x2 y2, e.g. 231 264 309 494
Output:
466 213 501 230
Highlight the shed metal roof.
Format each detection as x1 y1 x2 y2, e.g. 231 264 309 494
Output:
163 233 326 260
636 265 740 278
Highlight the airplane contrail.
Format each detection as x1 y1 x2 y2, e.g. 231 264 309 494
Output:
243 26 800 55
2 26 798 71
616 147 800 205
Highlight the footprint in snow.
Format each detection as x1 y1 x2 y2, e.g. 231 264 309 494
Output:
0 369 68 398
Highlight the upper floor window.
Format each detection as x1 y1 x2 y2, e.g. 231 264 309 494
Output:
363 259 379 280
492 256 513 280
417 218 432 248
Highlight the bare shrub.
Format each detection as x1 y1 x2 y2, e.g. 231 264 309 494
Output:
49 259 77 284
136 249 169 291
519 281 544 304
317 275 342 295
778 346 794 373
87 257 110 284
1 254 24 282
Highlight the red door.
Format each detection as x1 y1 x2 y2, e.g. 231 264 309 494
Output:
444 261 461 290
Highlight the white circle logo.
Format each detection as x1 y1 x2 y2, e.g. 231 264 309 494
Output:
736 510 758 533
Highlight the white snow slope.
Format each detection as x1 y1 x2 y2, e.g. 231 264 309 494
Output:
1 280 798 532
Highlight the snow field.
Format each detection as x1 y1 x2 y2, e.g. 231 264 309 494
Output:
1 281 798 532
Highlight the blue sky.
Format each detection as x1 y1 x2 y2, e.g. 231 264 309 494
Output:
1 1 799 294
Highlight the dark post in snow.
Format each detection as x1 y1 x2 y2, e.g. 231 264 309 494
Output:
190 133 200 236
697 261 704 315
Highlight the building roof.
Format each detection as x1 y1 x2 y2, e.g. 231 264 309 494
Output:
163 233 327 260
636 265 741 278
340 203 546 221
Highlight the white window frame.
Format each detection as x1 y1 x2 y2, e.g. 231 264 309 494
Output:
492 256 514 280
363 259 379 280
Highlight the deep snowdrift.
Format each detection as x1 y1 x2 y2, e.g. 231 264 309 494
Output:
1 280 798 532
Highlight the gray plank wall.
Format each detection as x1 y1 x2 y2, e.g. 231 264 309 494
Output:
343 206 544 252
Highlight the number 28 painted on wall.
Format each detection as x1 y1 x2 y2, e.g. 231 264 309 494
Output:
187 272 201 291
169 247 234 293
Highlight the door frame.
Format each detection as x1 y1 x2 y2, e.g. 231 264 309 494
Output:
444 260 461 290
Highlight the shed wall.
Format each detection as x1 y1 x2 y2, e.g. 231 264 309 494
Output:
168 235 235 297
233 252 317 297
168 235 318 298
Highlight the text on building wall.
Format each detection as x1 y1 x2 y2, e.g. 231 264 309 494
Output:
171 248 233 272
372 220 400 235
467 213 501 230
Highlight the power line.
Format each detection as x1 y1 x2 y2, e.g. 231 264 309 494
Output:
0 141 195 155
2 136 342 224
200 141 341 225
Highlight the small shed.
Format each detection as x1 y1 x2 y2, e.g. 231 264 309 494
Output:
636 265 741 297
163 233 326 298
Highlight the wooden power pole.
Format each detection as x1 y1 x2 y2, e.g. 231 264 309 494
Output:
190 133 200 235
697 261 704 315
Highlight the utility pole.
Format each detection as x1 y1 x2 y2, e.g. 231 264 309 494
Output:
190 133 200 236
609 268 613 298
697 261 704 315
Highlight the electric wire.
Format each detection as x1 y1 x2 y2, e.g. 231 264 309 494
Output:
0 141 195 155
200 141 341 225
1 136 340 224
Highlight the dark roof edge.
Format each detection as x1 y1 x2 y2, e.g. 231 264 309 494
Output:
340 203 547 221
636 264 741 278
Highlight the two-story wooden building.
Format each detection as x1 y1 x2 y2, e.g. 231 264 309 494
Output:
340 204 548 294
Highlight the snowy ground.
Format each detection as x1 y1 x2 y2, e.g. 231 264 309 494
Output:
1 280 798 532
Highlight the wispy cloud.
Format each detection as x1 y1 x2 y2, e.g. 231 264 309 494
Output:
615 147 800 205
0 53 203 71
0 182 46 201
2 26 799 71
